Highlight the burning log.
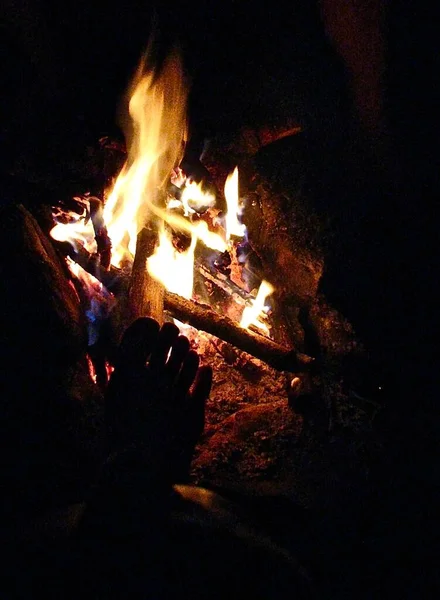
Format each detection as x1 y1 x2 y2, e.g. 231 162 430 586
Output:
50 236 312 371
129 226 164 325
163 291 313 372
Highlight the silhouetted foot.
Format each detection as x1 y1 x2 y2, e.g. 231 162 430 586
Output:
106 318 212 482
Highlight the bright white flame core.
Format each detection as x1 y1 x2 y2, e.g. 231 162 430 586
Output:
147 228 196 299
51 204 96 254
240 280 274 334
224 167 246 240
180 180 216 216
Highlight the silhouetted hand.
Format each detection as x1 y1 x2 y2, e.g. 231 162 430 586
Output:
105 318 212 482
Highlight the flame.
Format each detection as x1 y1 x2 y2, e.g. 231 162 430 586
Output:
240 280 274 335
170 166 186 188
49 47 277 340
66 257 116 345
51 202 96 253
224 167 246 240
103 49 188 267
180 180 216 216
147 227 196 299
147 203 227 252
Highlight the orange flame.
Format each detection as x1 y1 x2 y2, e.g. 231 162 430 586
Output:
50 46 276 338
102 47 227 302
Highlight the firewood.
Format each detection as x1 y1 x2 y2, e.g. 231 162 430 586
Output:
128 226 164 325
163 291 313 372
52 235 314 370
201 129 324 307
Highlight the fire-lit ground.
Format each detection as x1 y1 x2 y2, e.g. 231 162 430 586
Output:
179 307 380 511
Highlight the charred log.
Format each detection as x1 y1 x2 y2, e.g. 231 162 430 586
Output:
50 238 313 370
1 204 87 362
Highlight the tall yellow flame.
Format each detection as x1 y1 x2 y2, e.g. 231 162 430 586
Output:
103 49 188 267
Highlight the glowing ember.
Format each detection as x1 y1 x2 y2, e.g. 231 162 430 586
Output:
240 280 274 335
224 167 246 240
86 355 114 385
147 227 196 299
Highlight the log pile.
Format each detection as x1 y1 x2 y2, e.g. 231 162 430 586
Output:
53 228 313 372
30 126 365 382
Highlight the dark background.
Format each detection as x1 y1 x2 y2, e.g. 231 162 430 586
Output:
3 2 353 157
2 1 439 594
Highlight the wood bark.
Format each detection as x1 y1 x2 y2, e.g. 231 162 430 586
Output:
128 227 164 325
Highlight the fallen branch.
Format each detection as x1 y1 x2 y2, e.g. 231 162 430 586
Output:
163 291 313 372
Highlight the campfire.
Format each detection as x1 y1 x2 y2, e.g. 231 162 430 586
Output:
1 40 380 510
50 48 313 387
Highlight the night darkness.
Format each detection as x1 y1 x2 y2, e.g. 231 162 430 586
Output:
2 0 439 596
3 0 438 380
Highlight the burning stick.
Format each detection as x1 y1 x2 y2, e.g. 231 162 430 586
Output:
163 291 313 372
129 226 164 325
